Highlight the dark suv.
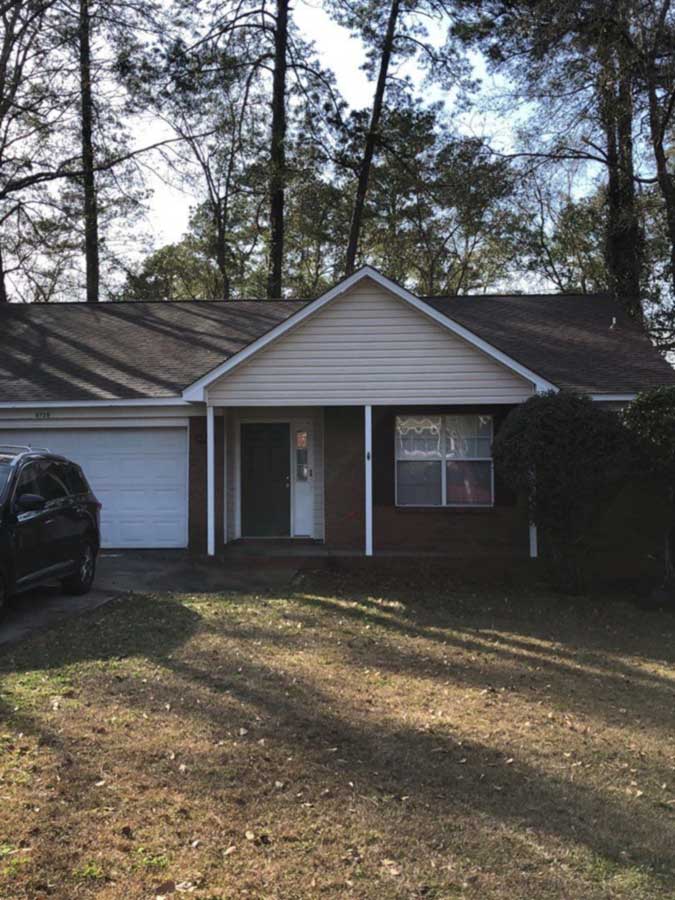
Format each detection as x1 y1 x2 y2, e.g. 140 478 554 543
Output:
0 446 101 615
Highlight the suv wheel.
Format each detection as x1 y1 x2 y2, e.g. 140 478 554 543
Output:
61 541 96 596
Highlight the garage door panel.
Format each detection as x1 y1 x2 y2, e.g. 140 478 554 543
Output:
0 427 188 549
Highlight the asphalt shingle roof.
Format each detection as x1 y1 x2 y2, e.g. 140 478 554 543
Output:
425 293 675 394
0 300 304 402
0 291 672 403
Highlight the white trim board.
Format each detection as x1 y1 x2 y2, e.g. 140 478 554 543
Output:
0 417 190 429
0 397 191 409
185 267 558 401
590 393 637 402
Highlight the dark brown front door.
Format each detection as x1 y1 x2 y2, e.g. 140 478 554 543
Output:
241 423 291 537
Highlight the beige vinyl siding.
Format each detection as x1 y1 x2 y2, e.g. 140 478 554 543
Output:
207 278 534 406
223 407 324 541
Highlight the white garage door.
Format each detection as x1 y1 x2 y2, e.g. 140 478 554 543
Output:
0 427 188 549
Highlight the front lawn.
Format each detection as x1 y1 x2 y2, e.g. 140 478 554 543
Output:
1 569 675 899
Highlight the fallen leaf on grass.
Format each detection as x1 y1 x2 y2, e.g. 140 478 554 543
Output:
381 858 402 876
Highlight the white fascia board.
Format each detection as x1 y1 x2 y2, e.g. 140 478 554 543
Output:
0 417 190 429
590 393 637 402
0 397 192 409
183 265 558 401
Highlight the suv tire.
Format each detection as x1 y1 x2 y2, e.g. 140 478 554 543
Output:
61 541 96 596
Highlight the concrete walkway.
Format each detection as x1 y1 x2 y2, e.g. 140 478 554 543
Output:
0 550 301 648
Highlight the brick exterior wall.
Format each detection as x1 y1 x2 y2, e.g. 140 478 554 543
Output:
188 415 224 554
324 407 366 549
187 406 663 581
324 405 529 557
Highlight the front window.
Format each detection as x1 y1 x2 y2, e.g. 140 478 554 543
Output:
396 414 494 507
15 462 42 500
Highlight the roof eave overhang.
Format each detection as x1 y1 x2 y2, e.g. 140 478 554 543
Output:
0 397 191 409
589 392 638 402
182 266 558 402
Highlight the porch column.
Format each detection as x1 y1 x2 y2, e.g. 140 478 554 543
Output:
207 404 215 557
222 409 228 545
365 404 373 556
529 523 538 559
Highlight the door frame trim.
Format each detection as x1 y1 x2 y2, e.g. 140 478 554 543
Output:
235 414 316 540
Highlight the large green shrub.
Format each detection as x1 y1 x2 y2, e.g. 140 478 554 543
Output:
623 387 675 591
493 392 630 592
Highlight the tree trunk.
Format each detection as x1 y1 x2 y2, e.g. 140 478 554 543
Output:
79 0 100 303
344 0 401 276
214 201 230 301
267 0 289 299
0 241 7 303
647 77 675 301
601 66 643 318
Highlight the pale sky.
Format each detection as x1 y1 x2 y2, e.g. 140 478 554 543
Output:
141 2 510 249
142 2 370 245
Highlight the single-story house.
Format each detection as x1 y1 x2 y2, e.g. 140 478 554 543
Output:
0 266 673 561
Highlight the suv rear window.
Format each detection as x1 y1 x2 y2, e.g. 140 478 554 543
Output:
64 464 89 495
39 461 70 502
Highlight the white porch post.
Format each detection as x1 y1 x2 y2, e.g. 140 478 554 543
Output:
365 404 373 557
207 404 215 557
222 409 228 545
529 522 538 559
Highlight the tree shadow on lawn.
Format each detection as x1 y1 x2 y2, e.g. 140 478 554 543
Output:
104 637 675 891
0 594 204 892
0 592 202 761
0 593 202 675
1 588 674 895
286 595 675 733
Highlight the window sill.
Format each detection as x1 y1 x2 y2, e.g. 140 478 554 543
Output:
394 504 495 512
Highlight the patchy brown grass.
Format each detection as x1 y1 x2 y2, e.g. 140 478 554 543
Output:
1 568 675 900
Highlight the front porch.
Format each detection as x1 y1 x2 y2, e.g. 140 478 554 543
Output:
194 404 533 562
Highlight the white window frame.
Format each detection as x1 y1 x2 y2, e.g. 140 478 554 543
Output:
395 414 495 509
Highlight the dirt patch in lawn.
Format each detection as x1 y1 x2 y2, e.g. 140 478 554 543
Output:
1 568 674 899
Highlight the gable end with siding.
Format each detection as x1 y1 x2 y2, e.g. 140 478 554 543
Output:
206 278 535 407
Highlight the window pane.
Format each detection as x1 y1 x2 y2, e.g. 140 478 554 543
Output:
39 462 69 501
445 415 492 459
396 416 442 459
0 460 11 496
397 460 442 506
446 460 493 505
296 430 309 481
65 464 89 495
16 463 42 499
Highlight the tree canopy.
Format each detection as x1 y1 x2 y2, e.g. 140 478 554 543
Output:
2 0 675 351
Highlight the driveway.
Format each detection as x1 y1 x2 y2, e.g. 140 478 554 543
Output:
0 550 300 647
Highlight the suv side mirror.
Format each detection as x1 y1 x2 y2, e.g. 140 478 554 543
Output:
16 493 46 513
